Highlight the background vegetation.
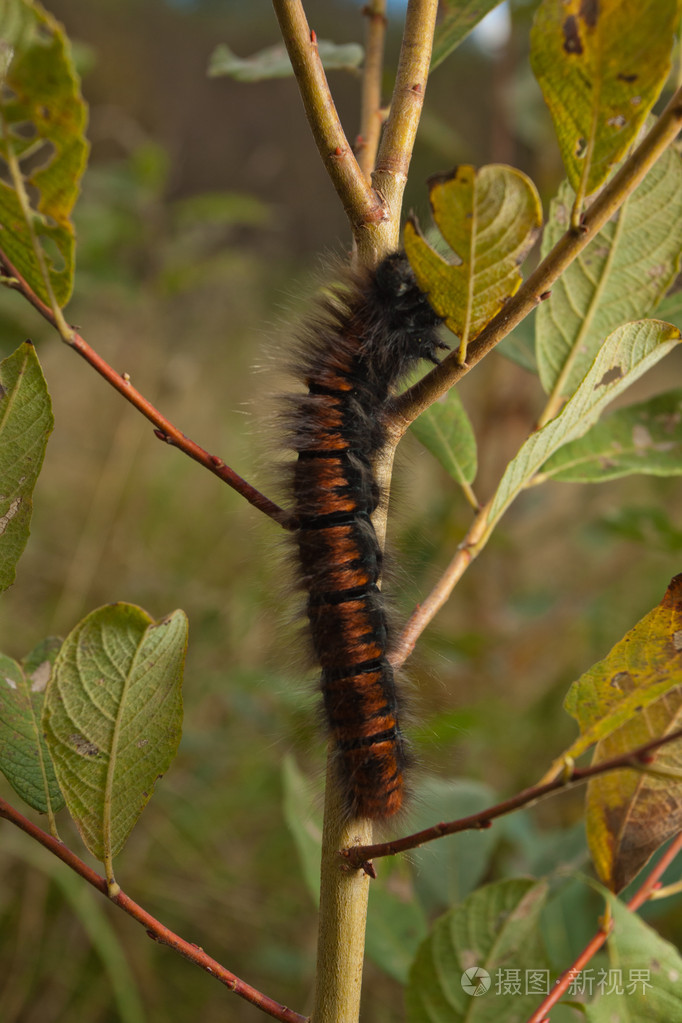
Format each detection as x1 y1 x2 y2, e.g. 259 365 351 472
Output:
1 1 682 1020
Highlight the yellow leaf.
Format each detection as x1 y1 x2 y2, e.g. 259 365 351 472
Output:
543 575 682 891
404 165 541 361
586 684 682 892
530 0 677 208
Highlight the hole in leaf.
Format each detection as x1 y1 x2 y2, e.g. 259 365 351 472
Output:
39 231 66 275
21 137 56 176
10 120 37 140
575 137 588 159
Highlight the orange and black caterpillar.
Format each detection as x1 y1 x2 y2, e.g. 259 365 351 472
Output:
288 252 445 819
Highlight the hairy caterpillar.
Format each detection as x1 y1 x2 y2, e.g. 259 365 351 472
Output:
288 252 445 819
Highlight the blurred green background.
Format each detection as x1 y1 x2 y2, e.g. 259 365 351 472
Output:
1 1 682 1021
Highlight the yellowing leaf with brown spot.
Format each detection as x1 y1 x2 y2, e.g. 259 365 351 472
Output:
586 684 682 892
552 576 682 891
404 165 541 357
560 575 682 761
530 0 677 201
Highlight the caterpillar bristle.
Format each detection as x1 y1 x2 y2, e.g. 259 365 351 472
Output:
286 252 444 819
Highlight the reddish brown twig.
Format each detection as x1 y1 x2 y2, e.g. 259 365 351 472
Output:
341 726 682 868
525 830 682 1023
0 250 291 529
0 796 308 1023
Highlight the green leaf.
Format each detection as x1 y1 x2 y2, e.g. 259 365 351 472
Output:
431 0 507 72
404 165 541 359
487 320 681 534
366 883 428 983
585 893 682 1020
0 0 89 307
0 341 54 592
208 40 363 81
407 778 498 913
410 388 477 488
536 146 682 397
530 0 677 201
405 879 549 1023
42 604 187 877
496 312 537 374
0 637 63 813
281 754 321 905
654 288 682 327
540 390 682 483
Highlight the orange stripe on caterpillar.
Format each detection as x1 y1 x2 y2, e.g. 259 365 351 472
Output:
287 252 446 819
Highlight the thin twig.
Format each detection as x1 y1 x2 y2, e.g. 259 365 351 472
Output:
357 0 388 183
391 82 682 429
0 250 291 529
390 499 490 667
341 726 682 868
370 0 440 258
525 830 682 1023
271 0 385 238
0 797 308 1023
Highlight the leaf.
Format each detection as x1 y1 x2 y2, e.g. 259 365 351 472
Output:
560 575 682 763
530 0 677 201
540 390 682 483
42 604 187 877
208 40 363 81
584 893 682 1020
0 0 89 307
408 778 499 913
281 754 321 905
536 145 682 397
496 312 537 374
431 0 507 72
405 879 549 1023
0 637 63 813
546 575 682 890
487 320 681 534
0 341 54 592
585 683 682 891
654 287 682 327
410 388 477 488
405 165 542 358
366 883 428 983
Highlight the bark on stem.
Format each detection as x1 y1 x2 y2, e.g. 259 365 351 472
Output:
357 0 388 184
271 0 385 238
